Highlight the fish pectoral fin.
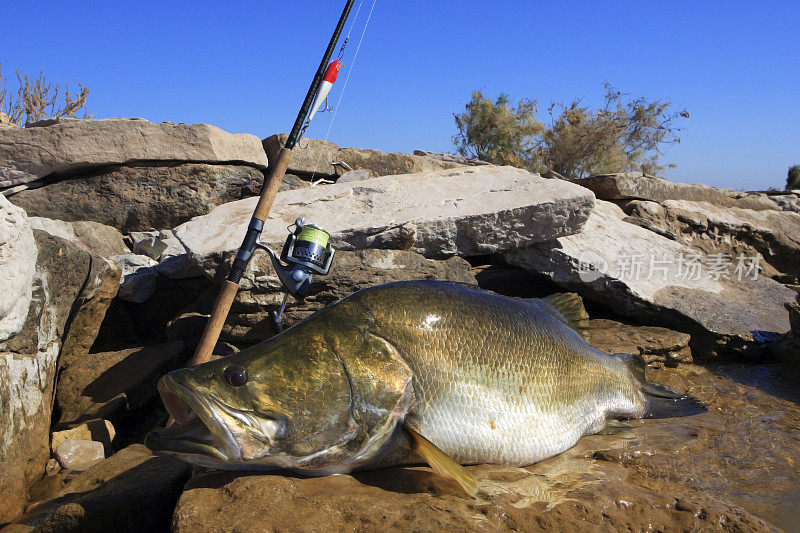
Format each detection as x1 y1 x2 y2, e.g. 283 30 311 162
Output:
404 425 478 498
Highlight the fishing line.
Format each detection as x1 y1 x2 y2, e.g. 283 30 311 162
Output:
308 0 376 186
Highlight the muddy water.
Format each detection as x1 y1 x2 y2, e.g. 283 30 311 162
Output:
615 363 800 532
171 363 800 532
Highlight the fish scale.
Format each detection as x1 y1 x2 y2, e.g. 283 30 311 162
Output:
354 281 646 465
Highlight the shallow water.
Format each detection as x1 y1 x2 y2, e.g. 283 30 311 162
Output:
598 363 800 532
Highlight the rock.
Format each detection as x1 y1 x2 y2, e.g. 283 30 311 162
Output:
111 254 158 303
174 166 595 278
51 420 115 455
788 295 800 334
0 194 37 342
7 444 191 532
279 173 309 191
220 249 477 343
262 134 340 177
128 230 202 280
0 118 268 190
27 217 128 258
10 163 265 232
587 319 692 367
263 134 465 179
623 199 800 277
573 172 780 211
769 192 800 212
0 112 12 126
504 200 795 357
58 258 120 362
334 146 463 177
55 341 185 426
0 232 111 522
413 149 491 166
336 169 377 183
54 439 105 471
92 277 212 352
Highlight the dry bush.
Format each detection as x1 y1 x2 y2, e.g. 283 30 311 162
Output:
453 84 689 179
0 63 91 126
788 165 800 191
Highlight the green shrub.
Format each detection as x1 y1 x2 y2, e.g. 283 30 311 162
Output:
453 84 688 179
788 165 800 190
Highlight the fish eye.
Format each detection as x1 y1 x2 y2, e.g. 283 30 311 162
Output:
223 366 248 387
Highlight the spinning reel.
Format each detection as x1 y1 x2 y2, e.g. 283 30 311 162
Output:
261 217 336 331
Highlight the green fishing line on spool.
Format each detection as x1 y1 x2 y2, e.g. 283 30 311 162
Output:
297 225 330 248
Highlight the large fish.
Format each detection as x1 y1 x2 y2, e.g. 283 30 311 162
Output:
146 280 694 495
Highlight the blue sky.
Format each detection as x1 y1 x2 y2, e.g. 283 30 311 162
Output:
2 1 798 190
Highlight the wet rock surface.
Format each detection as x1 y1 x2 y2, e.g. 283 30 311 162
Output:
170 365 796 532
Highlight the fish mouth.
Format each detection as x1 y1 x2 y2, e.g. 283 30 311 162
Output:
145 373 240 462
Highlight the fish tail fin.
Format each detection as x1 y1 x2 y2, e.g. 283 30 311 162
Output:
616 352 707 418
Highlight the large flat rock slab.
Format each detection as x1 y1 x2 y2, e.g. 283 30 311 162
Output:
174 166 595 266
504 201 795 357
263 134 463 179
573 172 780 211
10 163 265 232
0 118 268 189
624 199 800 276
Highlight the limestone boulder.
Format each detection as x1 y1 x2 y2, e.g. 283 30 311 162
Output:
623 199 800 276
28 217 128 258
0 195 37 342
0 232 115 522
262 134 464 179
128 230 202 280
504 201 795 357
413 149 492 166
111 254 159 303
0 117 268 189
769 192 800 212
334 146 463 177
572 172 779 211
9 163 265 232
262 134 341 177
174 166 595 276
51 420 115 455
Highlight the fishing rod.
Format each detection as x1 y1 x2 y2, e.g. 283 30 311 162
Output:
187 0 356 368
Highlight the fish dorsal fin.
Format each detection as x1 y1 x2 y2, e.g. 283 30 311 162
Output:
405 425 478 497
541 293 591 342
